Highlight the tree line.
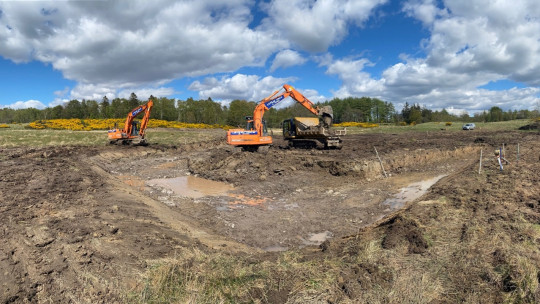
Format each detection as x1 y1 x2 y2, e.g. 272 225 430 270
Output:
0 93 537 126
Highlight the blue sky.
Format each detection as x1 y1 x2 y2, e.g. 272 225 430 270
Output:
1 0 539 115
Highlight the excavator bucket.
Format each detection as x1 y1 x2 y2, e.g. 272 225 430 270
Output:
318 106 334 128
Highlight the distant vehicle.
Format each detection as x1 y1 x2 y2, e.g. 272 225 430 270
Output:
462 123 476 130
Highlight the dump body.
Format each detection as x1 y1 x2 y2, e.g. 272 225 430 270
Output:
283 117 343 149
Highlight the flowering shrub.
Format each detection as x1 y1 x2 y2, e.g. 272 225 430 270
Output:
0 124 10 128
27 119 233 131
334 122 379 128
445 122 453 126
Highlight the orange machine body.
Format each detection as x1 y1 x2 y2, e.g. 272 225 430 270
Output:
108 99 154 144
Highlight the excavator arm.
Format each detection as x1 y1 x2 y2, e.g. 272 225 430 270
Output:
251 84 332 136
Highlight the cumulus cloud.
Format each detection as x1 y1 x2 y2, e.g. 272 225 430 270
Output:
325 56 384 98
188 73 326 107
270 50 307 72
68 83 176 102
402 0 447 25
7 100 46 109
321 0 540 112
189 74 294 102
404 0 540 86
0 0 287 88
260 0 387 52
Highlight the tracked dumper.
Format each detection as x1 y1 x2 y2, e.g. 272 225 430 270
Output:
282 116 343 149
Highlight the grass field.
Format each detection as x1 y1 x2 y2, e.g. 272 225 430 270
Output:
0 126 225 148
0 119 534 148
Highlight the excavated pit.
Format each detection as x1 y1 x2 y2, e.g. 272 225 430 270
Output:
93 133 489 250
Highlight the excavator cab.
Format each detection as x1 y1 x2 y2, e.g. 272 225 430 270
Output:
131 121 140 136
245 116 267 135
245 116 254 130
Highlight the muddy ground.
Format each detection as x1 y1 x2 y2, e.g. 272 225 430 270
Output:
0 129 538 303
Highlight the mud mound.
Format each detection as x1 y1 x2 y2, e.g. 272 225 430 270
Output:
187 146 384 184
381 215 428 254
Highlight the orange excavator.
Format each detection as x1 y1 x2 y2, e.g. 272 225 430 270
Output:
226 84 334 151
108 99 153 145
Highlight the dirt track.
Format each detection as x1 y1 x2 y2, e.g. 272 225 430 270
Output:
1 129 538 302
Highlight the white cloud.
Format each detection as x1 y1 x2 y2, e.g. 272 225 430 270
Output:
260 0 387 52
325 56 385 98
189 74 295 103
188 74 326 107
270 50 307 72
8 100 46 109
49 98 69 108
68 83 176 102
0 0 288 88
402 0 447 25
320 0 540 112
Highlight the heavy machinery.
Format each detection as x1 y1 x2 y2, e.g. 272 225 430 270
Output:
282 116 343 149
108 99 153 145
226 84 334 151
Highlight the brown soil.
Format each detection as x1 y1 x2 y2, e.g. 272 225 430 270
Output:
1 129 538 302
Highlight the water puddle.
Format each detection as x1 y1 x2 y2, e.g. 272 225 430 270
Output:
146 176 234 198
383 174 446 209
263 245 289 252
302 231 333 246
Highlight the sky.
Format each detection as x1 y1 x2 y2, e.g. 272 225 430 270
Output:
1 0 540 115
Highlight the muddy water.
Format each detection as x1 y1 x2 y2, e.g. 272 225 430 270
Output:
146 176 234 198
383 174 447 209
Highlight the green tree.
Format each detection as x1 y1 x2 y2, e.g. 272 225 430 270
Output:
488 106 503 122
128 92 140 110
227 99 256 127
86 100 100 118
64 100 83 118
100 96 111 118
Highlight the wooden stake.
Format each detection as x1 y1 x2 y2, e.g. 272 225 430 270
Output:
478 149 483 174
374 146 388 178
498 147 503 171
517 143 520 163
503 143 508 164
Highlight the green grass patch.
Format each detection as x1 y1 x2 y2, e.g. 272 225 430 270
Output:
336 120 533 134
130 248 340 304
0 126 225 148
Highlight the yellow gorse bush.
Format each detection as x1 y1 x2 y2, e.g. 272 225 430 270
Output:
27 119 233 131
334 121 379 128
0 124 10 128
